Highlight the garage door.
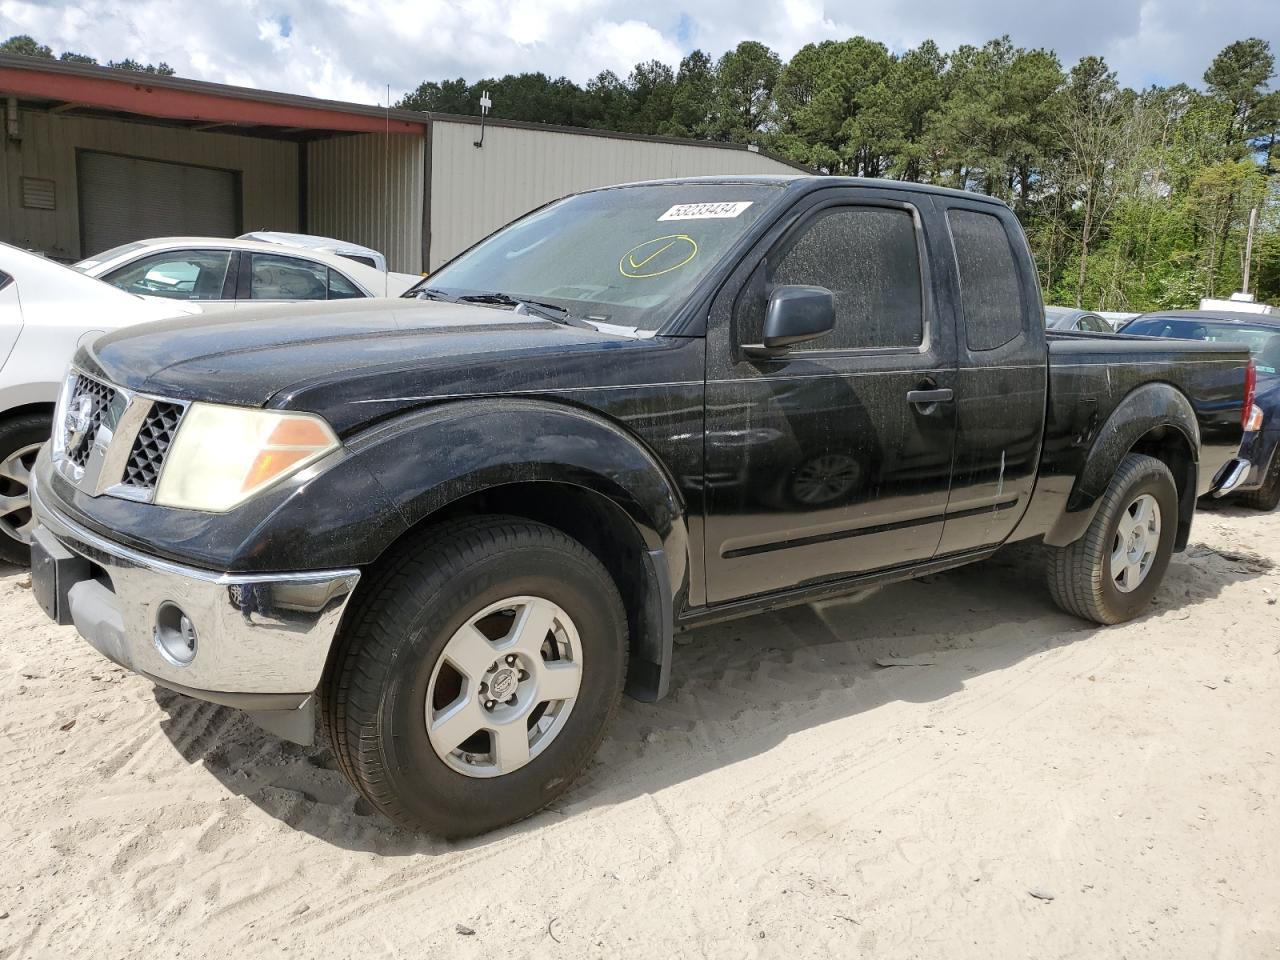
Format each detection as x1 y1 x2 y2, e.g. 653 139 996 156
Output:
78 152 240 257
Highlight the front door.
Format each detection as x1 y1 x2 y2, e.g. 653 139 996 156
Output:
703 188 959 604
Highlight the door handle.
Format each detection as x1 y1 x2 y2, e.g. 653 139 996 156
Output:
906 388 954 405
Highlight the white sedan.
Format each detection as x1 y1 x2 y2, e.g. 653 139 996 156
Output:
0 243 202 563
73 236 420 308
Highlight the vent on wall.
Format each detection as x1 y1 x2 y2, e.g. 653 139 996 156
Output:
21 177 55 210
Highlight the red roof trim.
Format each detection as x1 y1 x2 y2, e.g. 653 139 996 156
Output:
0 65 425 134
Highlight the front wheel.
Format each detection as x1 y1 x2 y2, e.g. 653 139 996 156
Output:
1045 453 1179 624
322 516 628 837
0 412 53 565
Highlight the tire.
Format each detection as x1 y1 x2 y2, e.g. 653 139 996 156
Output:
1237 456 1280 511
1045 453 1179 625
0 412 53 566
322 516 628 837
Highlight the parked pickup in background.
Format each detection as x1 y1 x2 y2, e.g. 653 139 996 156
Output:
28 176 1252 837
1118 309 1280 510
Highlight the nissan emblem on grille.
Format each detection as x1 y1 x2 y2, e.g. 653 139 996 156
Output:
64 375 118 470
63 394 94 456
55 370 185 501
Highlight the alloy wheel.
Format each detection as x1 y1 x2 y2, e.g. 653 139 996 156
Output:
1110 493 1161 593
0 442 43 544
425 595 583 778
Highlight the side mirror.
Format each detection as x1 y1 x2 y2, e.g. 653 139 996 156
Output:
743 285 835 358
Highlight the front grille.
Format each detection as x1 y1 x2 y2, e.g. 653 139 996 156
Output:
121 401 184 490
66 374 118 468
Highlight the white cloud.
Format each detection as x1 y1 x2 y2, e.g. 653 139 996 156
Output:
0 0 1275 105
572 19 683 77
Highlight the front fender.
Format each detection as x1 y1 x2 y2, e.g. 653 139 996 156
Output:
346 397 689 590
1045 382 1199 547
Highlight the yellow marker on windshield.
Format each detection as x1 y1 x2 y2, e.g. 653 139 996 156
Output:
620 235 698 278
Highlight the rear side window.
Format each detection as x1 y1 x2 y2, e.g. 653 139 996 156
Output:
739 205 924 350
949 209 1025 351
0 270 12 292
249 253 330 301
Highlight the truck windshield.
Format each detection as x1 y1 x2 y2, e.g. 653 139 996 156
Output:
410 183 785 331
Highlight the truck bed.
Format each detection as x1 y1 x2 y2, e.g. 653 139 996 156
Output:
1010 331 1250 543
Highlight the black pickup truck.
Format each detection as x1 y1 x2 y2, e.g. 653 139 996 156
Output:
30 176 1252 836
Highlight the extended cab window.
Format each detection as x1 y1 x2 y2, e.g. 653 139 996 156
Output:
104 249 232 300
739 205 924 350
948 209 1025 351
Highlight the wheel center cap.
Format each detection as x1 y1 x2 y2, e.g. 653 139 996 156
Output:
489 667 519 700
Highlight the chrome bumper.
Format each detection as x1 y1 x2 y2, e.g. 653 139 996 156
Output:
30 477 360 742
1211 457 1251 498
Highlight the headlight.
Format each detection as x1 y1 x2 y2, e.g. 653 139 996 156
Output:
154 403 340 511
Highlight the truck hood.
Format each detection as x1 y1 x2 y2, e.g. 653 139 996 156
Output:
82 297 672 434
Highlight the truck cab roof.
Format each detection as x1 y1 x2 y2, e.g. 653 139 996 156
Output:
592 174 1010 207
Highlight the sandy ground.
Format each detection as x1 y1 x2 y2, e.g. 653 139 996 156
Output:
1 505 1278 959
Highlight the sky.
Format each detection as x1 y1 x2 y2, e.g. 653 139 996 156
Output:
1 0 1277 107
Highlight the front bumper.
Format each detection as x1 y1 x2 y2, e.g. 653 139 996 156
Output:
30 474 360 744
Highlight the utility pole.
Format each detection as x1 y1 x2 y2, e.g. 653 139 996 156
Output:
1243 206 1258 295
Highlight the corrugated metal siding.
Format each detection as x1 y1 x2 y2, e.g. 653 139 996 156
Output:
427 120 801 269
0 109 298 260
306 133 424 273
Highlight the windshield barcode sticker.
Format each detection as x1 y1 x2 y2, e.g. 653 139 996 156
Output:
658 202 753 221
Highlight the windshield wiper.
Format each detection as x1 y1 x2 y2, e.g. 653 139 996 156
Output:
456 292 615 333
410 286 456 302
455 291 569 320
430 290 646 338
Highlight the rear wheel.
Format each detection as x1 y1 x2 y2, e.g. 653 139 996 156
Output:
1045 453 1178 624
323 516 628 837
0 412 52 565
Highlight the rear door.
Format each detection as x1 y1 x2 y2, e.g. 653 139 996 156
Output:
702 187 959 604
933 200 1047 554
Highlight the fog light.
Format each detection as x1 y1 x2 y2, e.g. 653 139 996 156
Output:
154 602 198 666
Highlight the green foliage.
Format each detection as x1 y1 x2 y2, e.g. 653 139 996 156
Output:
105 58 175 76
666 50 715 138
0 35 53 59
711 41 782 142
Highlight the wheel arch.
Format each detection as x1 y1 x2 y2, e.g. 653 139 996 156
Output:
1045 382 1199 549
343 398 691 700
0 399 56 424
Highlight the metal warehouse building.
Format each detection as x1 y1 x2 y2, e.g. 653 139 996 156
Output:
0 55 803 273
